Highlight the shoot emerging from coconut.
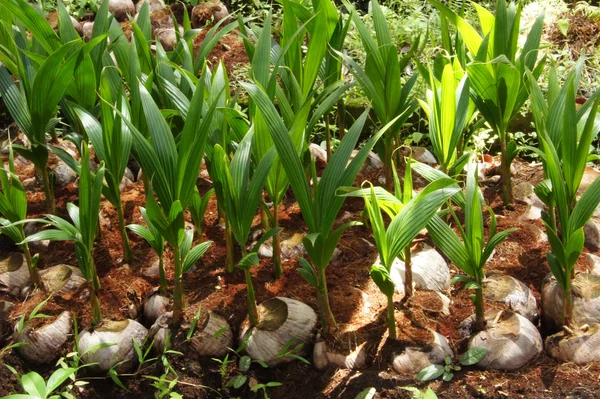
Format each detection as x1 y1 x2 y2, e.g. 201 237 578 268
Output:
246 81 403 333
527 61 600 330
212 129 276 327
342 159 459 339
427 163 517 332
0 142 41 289
21 144 105 326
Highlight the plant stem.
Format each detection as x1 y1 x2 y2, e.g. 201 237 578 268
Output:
116 199 131 263
39 167 56 215
384 133 394 191
336 99 345 140
244 263 259 327
172 244 184 327
474 284 486 332
225 219 234 273
563 270 574 329
272 200 282 279
90 258 102 327
387 294 397 340
316 266 337 334
403 245 413 299
21 242 41 289
499 128 513 206
158 254 167 294
325 114 332 161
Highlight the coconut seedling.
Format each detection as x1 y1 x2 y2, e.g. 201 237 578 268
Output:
53 66 134 262
527 63 600 363
350 166 459 338
189 188 214 241
339 0 419 190
426 164 542 370
245 82 400 333
19 145 147 372
0 142 41 291
124 75 216 329
212 130 317 365
428 0 545 205
240 4 351 278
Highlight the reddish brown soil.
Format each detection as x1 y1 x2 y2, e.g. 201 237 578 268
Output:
1 153 600 399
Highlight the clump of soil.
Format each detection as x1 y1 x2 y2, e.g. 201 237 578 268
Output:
547 11 600 60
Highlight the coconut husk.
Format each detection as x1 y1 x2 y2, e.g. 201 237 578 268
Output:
312 336 367 370
239 297 317 367
190 2 229 28
462 309 542 371
189 310 232 357
143 289 170 326
392 331 453 375
0 300 13 343
0 253 32 298
39 264 87 297
541 272 600 333
484 274 538 322
546 323 600 364
14 311 72 365
78 319 148 373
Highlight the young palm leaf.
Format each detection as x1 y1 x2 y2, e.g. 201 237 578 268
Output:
426 163 517 331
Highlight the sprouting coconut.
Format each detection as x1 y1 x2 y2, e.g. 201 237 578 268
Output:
78 319 148 373
392 331 454 375
459 309 542 370
541 273 600 333
546 323 600 364
0 252 32 297
427 164 543 370
39 264 87 297
14 311 72 365
484 274 538 323
528 61 600 364
239 297 317 366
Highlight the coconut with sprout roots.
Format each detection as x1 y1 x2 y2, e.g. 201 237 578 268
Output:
459 309 542 370
78 319 148 373
143 288 170 326
541 272 600 333
14 311 72 365
484 274 538 322
545 323 600 363
240 297 317 366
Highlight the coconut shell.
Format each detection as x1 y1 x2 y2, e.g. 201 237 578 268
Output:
78 319 148 373
239 297 317 366
541 272 600 333
484 274 538 322
189 310 232 357
148 311 171 354
190 2 229 28
392 331 453 375
143 290 170 326
0 253 32 297
39 264 87 297
464 310 542 371
387 246 450 294
14 311 72 365
546 323 600 364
